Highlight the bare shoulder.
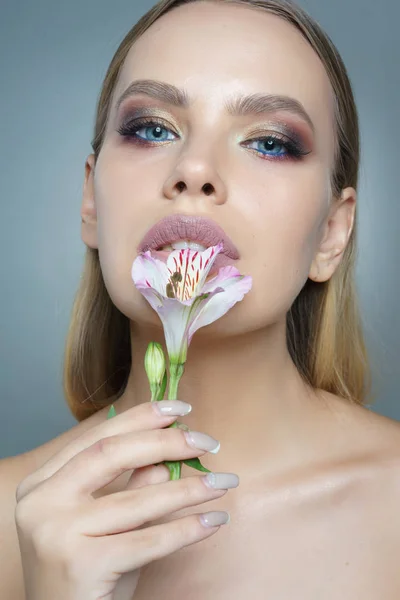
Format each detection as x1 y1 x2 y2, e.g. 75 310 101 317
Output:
321 391 400 503
347 395 399 456
9 404 110 479
340 397 400 563
0 406 108 600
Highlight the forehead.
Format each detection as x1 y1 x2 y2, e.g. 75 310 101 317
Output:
114 2 335 148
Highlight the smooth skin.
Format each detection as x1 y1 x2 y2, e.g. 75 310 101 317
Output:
4 2 400 600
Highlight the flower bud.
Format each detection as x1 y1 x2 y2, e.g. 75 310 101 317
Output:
145 342 166 400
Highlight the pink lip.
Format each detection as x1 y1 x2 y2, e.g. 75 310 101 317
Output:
137 214 239 259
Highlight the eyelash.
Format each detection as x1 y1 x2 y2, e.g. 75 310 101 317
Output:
116 116 310 162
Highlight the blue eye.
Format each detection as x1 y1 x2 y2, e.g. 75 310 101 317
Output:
243 135 307 160
132 123 175 143
117 118 176 144
117 117 310 161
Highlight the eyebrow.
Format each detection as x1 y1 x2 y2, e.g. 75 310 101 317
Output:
115 78 315 134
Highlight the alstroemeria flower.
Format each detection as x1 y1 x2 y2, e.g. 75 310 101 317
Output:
131 242 252 364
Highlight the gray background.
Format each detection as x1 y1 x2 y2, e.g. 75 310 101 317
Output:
1 0 398 459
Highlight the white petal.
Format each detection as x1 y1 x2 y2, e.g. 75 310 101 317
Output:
188 275 252 339
135 288 167 319
165 243 224 299
200 265 243 294
131 252 170 296
156 299 193 361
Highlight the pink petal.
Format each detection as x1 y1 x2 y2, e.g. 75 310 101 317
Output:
188 274 252 340
131 252 170 296
200 265 243 294
135 286 166 313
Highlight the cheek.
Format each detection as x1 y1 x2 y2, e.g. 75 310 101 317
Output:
92 160 159 321
195 201 326 340
98 223 162 328
98 233 162 328
229 189 328 329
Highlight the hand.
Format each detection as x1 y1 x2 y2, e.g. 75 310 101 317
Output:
14 400 239 600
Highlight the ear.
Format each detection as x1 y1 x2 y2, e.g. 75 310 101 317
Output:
81 153 98 249
308 187 357 282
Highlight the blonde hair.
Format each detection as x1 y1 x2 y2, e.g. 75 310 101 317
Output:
63 0 373 421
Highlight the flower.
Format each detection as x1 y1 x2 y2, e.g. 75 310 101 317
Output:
131 242 252 364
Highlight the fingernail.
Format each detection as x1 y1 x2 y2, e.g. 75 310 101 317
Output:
199 511 230 527
202 472 239 489
152 400 192 416
184 430 220 454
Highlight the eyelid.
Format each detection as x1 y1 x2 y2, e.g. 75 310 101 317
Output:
117 112 309 152
119 108 179 128
120 115 298 141
121 115 175 128
244 123 305 144
245 129 291 142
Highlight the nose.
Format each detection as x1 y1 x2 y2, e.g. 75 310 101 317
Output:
162 157 228 206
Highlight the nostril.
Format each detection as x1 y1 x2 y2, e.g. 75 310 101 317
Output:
203 183 214 195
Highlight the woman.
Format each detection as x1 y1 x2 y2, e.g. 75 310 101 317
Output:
9 0 400 598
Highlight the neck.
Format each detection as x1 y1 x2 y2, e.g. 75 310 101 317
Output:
115 320 334 481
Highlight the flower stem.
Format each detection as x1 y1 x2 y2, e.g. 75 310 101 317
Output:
168 362 185 432
165 362 185 480
168 362 185 401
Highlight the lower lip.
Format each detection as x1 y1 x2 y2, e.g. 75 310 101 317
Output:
150 249 237 277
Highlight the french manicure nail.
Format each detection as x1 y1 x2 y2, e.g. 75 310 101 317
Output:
152 400 192 416
202 472 239 489
199 511 230 527
184 430 220 454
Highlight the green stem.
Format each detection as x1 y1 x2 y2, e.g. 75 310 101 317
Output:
168 362 185 432
168 362 185 401
165 361 185 480
148 353 211 480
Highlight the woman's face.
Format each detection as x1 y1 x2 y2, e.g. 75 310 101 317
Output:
82 1 351 338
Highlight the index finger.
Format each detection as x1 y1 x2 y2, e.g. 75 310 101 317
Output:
16 400 189 501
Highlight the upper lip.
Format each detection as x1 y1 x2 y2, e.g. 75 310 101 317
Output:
138 214 239 259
